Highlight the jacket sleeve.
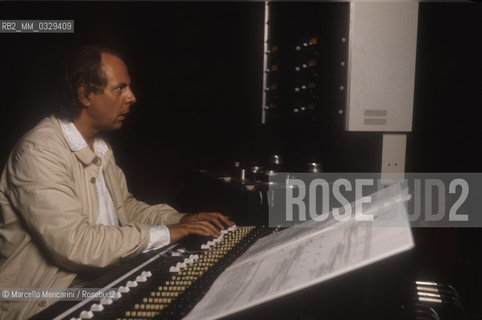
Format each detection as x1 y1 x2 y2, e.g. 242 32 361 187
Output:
111 162 186 226
5 139 151 272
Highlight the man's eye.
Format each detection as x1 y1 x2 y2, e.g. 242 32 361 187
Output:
114 84 127 93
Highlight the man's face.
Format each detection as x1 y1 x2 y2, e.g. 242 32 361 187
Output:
85 53 136 131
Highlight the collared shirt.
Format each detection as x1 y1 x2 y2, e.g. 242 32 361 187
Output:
58 118 170 251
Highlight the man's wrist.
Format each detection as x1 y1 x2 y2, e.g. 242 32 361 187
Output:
179 214 192 223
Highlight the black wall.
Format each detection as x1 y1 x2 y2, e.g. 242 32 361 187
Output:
0 2 480 209
407 3 482 173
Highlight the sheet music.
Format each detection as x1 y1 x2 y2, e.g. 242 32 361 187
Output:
184 182 414 320
233 182 410 266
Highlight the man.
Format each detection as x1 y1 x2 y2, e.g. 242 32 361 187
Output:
0 46 232 319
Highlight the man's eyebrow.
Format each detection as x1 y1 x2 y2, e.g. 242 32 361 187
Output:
111 82 128 89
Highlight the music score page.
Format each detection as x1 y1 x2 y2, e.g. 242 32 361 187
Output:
184 182 414 320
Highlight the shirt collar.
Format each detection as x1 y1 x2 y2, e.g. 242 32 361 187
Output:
58 118 109 160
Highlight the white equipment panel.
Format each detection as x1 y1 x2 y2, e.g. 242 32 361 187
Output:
346 2 418 132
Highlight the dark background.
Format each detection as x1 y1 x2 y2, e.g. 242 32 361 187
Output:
0 2 480 206
0 2 481 318
0 1 266 206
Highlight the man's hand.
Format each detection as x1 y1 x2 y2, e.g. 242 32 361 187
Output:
168 212 234 244
180 212 234 230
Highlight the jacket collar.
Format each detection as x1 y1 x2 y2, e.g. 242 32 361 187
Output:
55 116 110 166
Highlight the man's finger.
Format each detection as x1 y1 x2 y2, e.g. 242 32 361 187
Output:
202 212 234 229
203 214 225 230
215 214 234 227
190 221 220 237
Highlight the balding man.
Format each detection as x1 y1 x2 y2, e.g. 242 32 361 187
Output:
0 46 232 319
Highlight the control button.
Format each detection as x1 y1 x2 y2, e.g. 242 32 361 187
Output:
100 297 113 305
169 266 180 273
142 271 152 278
118 286 130 293
136 274 148 282
79 310 94 319
90 303 104 312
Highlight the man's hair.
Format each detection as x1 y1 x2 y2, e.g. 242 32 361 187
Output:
57 46 122 121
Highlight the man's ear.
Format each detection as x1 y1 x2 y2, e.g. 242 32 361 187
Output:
78 84 91 107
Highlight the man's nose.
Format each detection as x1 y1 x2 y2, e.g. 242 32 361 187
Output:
126 87 136 104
